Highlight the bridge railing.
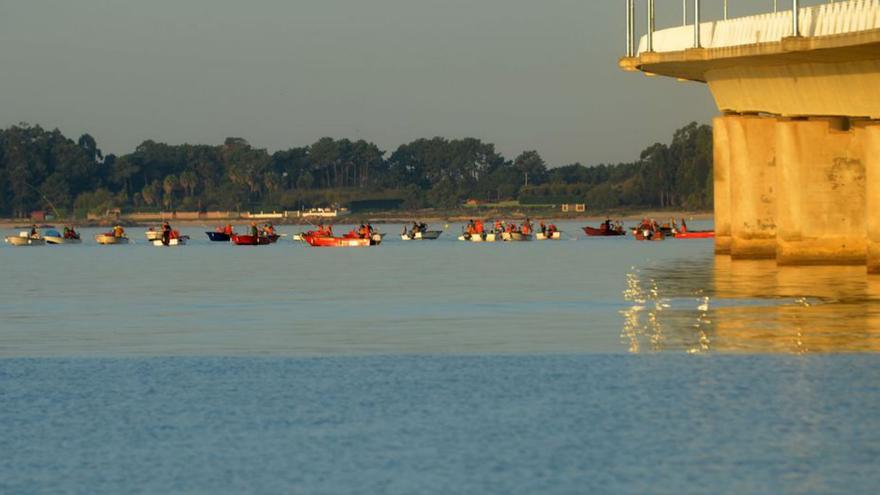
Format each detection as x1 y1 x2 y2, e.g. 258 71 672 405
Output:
626 0 880 56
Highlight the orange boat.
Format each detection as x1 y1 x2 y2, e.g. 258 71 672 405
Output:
301 230 382 247
674 231 715 239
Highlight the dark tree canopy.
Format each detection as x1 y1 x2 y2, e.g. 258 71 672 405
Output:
0 122 713 217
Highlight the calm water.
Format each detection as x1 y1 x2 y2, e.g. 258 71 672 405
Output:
2 220 879 493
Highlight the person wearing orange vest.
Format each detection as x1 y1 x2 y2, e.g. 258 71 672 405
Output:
475 220 484 234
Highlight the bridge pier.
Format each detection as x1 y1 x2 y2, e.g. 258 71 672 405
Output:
775 118 867 266
863 123 880 274
726 115 777 259
713 116 731 254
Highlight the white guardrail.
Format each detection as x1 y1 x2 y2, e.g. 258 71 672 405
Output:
636 0 880 55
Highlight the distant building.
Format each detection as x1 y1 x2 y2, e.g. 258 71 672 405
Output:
300 207 349 218
30 210 47 222
561 204 586 213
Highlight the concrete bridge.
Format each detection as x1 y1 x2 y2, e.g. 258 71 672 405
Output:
620 0 880 271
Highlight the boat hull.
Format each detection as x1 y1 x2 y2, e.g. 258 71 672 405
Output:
44 236 81 245
458 233 497 242
232 234 271 245
632 229 664 241
535 232 561 240
95 234 129 245
583 226 626 237
674 231 715 239
303 233 377 247
401 230 443 241
145 230 163 241
5 235 44 246
502 232 533 242
206 232 232 242
151 238 187 246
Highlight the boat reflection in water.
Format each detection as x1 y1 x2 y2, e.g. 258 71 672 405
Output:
621 256 880 353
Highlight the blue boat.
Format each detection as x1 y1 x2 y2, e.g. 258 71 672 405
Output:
206 231 231 242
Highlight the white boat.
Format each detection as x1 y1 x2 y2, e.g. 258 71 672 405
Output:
458 232 497 242
535 231 562 240
95 233 129 245
401 230 442 241
5 231 45 246
43 229 82 245
151 237 187 247
501 232 533 242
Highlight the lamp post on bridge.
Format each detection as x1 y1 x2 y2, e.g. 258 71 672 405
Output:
793 0 800 37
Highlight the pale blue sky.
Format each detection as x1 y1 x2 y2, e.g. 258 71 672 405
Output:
0 1 825 166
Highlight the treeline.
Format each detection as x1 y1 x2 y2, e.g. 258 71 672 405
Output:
0 122 712 217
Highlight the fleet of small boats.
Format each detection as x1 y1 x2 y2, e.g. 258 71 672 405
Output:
3 219 715 247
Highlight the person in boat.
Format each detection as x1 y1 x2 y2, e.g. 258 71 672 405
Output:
161 221 172 246
539 221 546 235
547 224 557 236
475 220 484 235
522 219 532 235
63 226 71 238
112 224 125 238
263 222 275 237
250 221 260 239
466 220 476 236
367 223 375 237
30 224 39 238
411 222 421 236
224 224 234 235
680 218 688 233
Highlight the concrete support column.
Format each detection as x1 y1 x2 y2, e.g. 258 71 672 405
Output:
775 118 866 265
862 123 880 273
727 115 777 259
713 116 732 254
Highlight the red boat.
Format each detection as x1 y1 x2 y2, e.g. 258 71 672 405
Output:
674 230 715 239
632 228 664 241
231 234 272 245
301 230 382 247
583 225 626 237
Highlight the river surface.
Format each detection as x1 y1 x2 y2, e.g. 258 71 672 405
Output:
2 220 879 493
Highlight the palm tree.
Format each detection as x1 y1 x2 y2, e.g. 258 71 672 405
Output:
163 174 179 209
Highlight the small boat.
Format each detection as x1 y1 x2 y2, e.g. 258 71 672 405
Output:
401 230 442 241
302 231 382 247
5 232 45 246
583 225 626 237
231 234 272 246
151 238 187 246
632 228 664 241
501 231 533 242
95 233 130 245
145 229 163 241
206 231 232 242
674 230 715 239
535 231 562 240
151 230 189 246
44 229 82 245
458 232 497 242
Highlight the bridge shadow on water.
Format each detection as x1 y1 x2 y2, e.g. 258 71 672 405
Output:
621 256 880 354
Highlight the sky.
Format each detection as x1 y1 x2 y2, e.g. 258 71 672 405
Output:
0 0 826 167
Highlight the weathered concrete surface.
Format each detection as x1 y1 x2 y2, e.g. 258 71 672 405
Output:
863 123 880 273
776 118 867 265
713 116 732 254
727 116 777 259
